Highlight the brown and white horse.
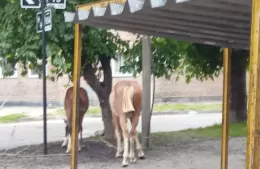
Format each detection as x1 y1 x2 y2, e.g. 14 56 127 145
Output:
61 86 89 154
109 80 145 167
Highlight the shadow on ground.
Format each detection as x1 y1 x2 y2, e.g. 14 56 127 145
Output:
0 137 246 169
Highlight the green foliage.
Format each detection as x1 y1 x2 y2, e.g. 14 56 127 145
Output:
180 43 223 83
122 36 249 83
0 0 249 84
0 0 129 80
121 37 189 79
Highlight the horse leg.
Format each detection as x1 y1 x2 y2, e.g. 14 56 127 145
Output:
66 131 81 153
131 114 145 159
62 125 68 148
119 116 129 167
79 113 85 148
66 124 72 154
77 121 84 151
114 116 123 158
78 130 82 152
135 132 144 159
62 137 68 148
129 124 137 163
80 128 84 148
66 134 72 154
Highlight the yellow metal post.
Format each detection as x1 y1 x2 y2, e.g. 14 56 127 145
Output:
246 0 260 168
220 48 231 169
70 23 82 169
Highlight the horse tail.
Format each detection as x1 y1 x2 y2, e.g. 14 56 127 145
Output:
122 86 135 113
109 89 115 113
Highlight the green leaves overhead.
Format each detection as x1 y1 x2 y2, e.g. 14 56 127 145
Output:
121 36 246 83
0 0 129 80
179 43 223 82
0 0 249 83
121 37 189 79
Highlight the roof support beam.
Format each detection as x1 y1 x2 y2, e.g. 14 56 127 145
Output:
141 35 152 151
246 0 260 168
70 23 82 169
77 20 248 49
220 48 231 169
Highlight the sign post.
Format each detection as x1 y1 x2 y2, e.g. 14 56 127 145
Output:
40 0 48 155
20 0 41 8
21 0 66 155
36 9 52 33
47 0 66 9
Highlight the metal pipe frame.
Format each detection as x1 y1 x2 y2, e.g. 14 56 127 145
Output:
41 0 48 155
246 0 260 168
70 23 82 169
141 35 152 150
220 48 231 169
68 1 260 169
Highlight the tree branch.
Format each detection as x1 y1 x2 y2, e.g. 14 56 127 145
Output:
99 56 112 93
83 63 101 93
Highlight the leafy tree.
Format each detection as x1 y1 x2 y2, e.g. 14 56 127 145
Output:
0 0 131 140
0 0 248 145
121 37 249 123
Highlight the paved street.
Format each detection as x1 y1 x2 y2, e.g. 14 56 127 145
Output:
0 113 222 150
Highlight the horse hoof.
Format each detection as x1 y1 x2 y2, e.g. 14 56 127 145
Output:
137 151 145 159
94 129 104 136
122 159 129 167
139 156 145 160
61 144 66 148
129 157 137 163
116 152 122 158
78 148 81 152
122 164 128 167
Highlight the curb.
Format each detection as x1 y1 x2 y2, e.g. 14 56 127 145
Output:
0 97 223 107
17 110 221 123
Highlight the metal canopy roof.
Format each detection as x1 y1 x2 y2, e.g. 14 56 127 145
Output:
64 0 251 50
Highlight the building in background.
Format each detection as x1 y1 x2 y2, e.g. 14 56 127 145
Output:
0 31 239 107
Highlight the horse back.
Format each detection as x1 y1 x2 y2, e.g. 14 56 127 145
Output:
110 81 142 116
64 87 89 123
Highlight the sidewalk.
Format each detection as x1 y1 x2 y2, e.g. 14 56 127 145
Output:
0 107 58 117
0 105 221 123
0 113 222 149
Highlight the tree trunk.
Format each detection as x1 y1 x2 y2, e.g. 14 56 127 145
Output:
229 49 248 123
99 98 114 141
150 74 155 112
82 56 114 141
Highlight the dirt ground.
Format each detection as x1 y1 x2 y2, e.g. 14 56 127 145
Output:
0 137 246 169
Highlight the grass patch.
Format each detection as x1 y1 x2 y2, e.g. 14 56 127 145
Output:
88 107 101 115
0 114 28 123
153 121 247 140
53 103 221 116
181 122 247 137
54 106 101 116
153 103 221 112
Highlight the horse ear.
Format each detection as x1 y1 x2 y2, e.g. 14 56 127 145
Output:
63 119 67 123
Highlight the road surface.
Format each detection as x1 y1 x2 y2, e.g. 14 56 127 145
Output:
0 113 222 149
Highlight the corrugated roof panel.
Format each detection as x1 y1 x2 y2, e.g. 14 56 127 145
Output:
64 0 251 49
